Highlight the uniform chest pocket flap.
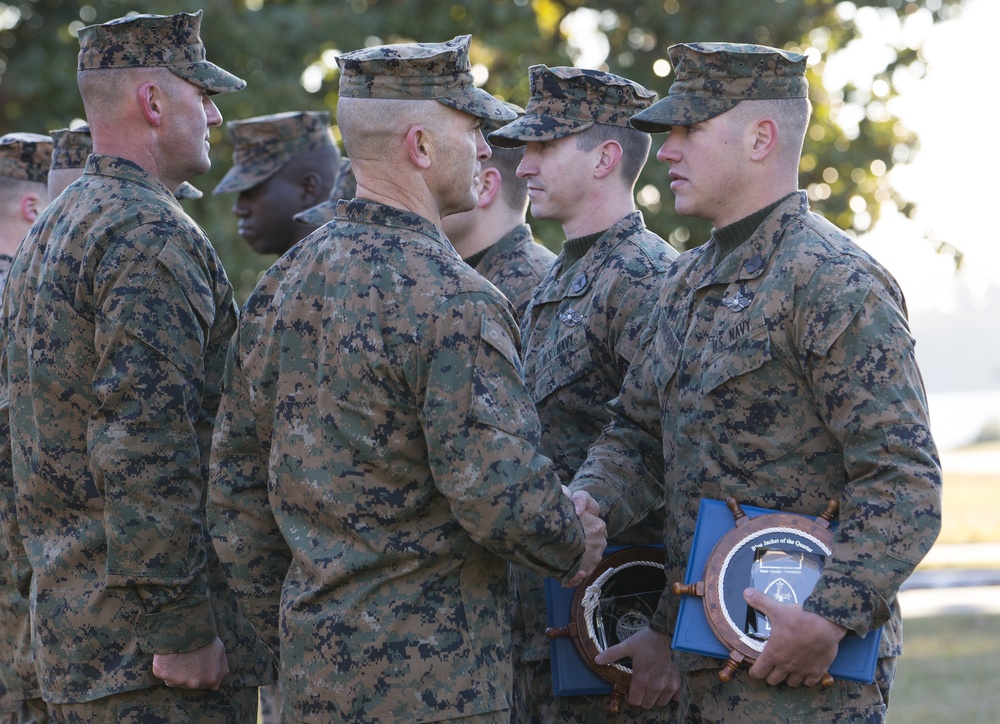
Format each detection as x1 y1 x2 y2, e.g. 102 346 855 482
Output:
470 315 539 438
701 311 770 393
530 331 594 403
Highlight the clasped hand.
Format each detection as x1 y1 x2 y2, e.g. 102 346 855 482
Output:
563 488 606 587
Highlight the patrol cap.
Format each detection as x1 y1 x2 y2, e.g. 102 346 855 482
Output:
630 42 808 132
484 102 525 138
49 125 92 171
0 132 53 183
213 110 337 195
292 156 355 226
337 35 517 124
488 66 655 148
77 10 245 95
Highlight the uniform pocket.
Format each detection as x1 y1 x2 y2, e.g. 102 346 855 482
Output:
469 316 539 439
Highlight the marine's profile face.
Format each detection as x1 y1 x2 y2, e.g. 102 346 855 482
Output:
162 75 223 182
231 169 304 256
430 106 491 219
516 134 588 227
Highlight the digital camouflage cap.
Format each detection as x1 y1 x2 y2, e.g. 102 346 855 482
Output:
213 110 338 195
630 42 808 132
49 125 201 198
488 65 655 148
49 126 92 171
77 10 245 95
336 35 516 124
292 156 356 226
0 133 53 183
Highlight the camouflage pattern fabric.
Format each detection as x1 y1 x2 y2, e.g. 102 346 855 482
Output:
48 126 91 171
0 154 272 704
630 42 808 132
511 212 677 721
489 66 655 147
213 110 337 195
514 658 677 724
0 133 52 183
293 157 355 226
470 223 556 321
208 198 589 722
76 10 245 95
0 257 47 722
337 35 517 123
44 683 257 724
572 192 941 720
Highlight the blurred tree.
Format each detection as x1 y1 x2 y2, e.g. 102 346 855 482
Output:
0 0 961 301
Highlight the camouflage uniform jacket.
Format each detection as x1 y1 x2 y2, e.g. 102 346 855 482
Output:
0 155 271 703
0 252 41 708
208 199 588 723
471 223 556 321
513 211 677 662
572 192 942 671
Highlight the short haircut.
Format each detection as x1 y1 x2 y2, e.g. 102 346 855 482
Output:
728 97 811 160
0 177 46 210
574 123 651 188
484 144 527 213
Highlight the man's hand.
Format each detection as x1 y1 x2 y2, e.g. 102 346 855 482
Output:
594 626 680 709
564 489 606 587
152 636 230 691
743 588 847 687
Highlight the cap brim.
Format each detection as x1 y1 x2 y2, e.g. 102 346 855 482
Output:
293 199 338 226
174 181 202 200
629 95 738 133
438 87 519 123
212 163 279 195
487 114 593 148
172 61 246 96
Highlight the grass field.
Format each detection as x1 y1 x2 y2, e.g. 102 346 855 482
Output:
889 614 1000 723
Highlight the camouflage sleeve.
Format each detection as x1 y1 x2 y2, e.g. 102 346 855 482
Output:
570 310 666 558
89 236 220 654
417 293 587 582
606 278 664 379
0 339 30 597
797 262 941 637
207 332 287 653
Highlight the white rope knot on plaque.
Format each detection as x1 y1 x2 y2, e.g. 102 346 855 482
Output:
582 558 666 675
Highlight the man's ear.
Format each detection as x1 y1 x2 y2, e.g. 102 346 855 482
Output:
138 81 164 127
593 139 623 180
300 172 324 205
750 118 778 161
19 192 44 223
405 125 433 169
475 166 501 208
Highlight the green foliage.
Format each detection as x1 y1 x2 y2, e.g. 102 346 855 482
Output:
0 0 962 300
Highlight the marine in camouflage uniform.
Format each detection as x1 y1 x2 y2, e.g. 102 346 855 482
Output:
0 132 52 724
489 66 680 722
0 12 272 722
443 104 557 321
571 43 942 723
207 35 606 723
213 110 340 256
